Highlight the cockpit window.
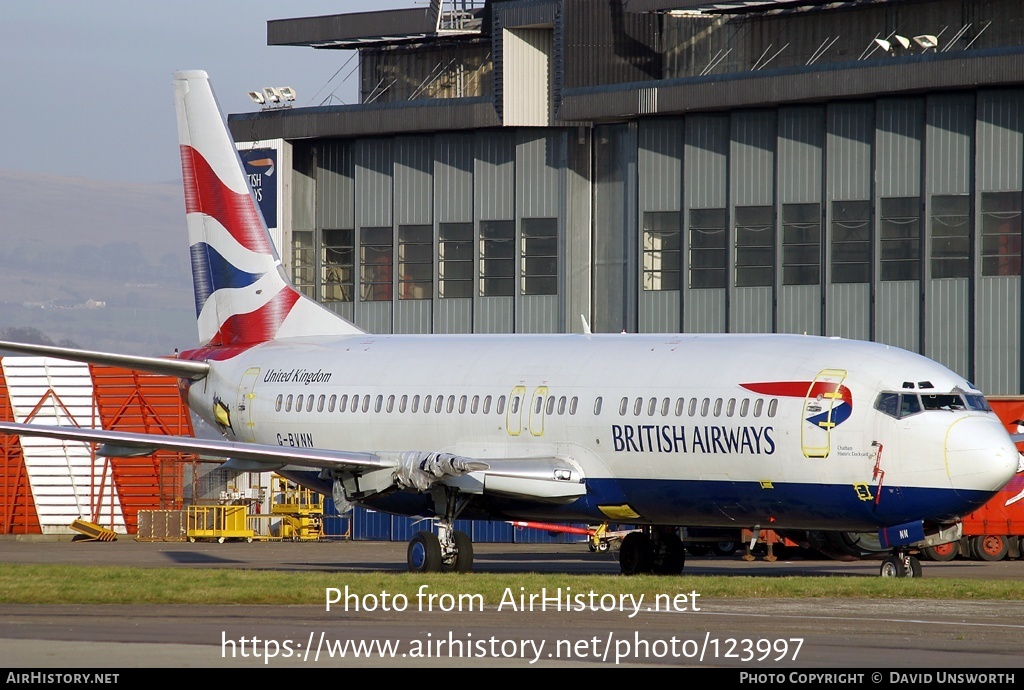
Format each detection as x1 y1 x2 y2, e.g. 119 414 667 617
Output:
900 394 922 417
875 392 922 419
921 394 965 411
964 395 992 412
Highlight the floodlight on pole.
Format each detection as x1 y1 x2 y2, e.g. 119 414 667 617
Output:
247 91 265 105
894 34 911 49
263 87 282 103
913 34 939 50
874 38 892 52
278 86 297 102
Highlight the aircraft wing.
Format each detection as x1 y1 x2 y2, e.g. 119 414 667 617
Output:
0 421 585 502
0 340 209 380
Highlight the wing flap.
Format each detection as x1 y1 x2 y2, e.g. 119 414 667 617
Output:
476 456 587 503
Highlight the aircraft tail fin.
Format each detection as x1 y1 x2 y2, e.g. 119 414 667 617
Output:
173 70 364 346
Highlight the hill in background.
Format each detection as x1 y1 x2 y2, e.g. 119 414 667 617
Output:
0 169 197 356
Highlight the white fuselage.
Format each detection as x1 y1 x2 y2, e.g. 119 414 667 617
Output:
186 332 1019 531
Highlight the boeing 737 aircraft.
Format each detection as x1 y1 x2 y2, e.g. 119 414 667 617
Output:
0 71 1019 578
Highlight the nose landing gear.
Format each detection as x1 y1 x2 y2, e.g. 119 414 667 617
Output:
879 549 922 578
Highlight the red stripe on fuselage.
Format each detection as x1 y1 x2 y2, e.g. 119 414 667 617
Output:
213 288 301 345
179 145 273 255
741 381 853 405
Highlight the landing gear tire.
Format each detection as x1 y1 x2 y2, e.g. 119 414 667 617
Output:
713 541 738 557
407 531 442 573
880 556 906 578
588 540 610 553
654 536 686 575
441 530 474 573
908 555 922 578
619 532 654 575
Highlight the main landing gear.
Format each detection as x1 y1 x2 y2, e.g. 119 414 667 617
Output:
879 549 923 578
406 486 473 573
618 526 686 575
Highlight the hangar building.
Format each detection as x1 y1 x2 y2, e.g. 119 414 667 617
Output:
228 0 1024 395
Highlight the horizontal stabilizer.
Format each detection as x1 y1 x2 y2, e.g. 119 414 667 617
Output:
0 340 209 380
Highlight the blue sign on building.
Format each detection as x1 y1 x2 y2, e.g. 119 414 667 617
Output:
239 148 278 229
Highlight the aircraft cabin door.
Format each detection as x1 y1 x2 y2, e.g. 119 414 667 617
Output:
529 386 549 436
506 386 526 436
801 369 848 459
236 367 260 442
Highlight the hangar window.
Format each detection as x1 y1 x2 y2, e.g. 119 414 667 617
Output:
521 218 559 296
439 223 474 298
880 197 920 281
689 208 727 289
322 229 354 302
276 395 283 412
643 212 681 291
399 225 433 300
479 220 515 296
291 230 315 298
831 200 871 284
360 226 393 301
930 195 970 279
981 191 1022 277
734 205 774 288
782 203 821 286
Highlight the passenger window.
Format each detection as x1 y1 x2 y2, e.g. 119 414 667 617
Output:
675 398 684 416
307 395 315 412
375 395 383 413
546 397 555 415
767 399 777 417
447 395 456 413
753 399 763 417
328 394 336 413
739 398 749 417
339 394 348 413
483 395 492 414
411 395 420 413
534 396 543 414
424 395 432 412
570 396 578 415
317 395 325 412
634 398 643 416
399 395 407 413
351 394 360 413
701 398 710 416
435 396 444 413
557 396 566 415
726 398 735 417
511 396 520 414
387 395 395 413
459 396 467 414
296 394 304 412
285 395 293 412
471 396 479 414
661 398 670 416
497 396 506 415
362 396 370 413
595 397 603 416
713 398 722 416
619 397 628 415
275 394 283 412
647 397 657 416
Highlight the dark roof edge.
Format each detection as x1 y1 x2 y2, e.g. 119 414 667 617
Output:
268 9 434 47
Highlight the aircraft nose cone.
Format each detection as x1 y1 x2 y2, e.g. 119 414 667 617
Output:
944 416 1019 494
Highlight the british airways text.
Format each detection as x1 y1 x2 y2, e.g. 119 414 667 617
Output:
611 424 776 455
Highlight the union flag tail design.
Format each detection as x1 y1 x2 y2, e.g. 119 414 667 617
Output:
173 70 364 347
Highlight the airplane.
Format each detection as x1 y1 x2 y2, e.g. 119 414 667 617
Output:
0 70 1019 578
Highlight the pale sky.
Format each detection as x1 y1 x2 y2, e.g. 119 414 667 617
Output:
0 1 412 184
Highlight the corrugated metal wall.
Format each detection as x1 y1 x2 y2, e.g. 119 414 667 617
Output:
638 119 682 334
